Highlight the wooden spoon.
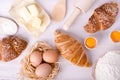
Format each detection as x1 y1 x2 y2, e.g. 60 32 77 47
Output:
51 0 67 22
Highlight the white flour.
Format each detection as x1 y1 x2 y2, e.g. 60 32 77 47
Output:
95 51 120 80
0 17 18 35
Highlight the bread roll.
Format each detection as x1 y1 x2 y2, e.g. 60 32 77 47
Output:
54 30 91 67
84 2 118 33
0 36 27 62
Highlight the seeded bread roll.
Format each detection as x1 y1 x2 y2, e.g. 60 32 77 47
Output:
0 36 27 62
84 2 119 33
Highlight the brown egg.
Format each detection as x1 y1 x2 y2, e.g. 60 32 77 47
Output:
35 63 52 78
43 50 59 63
30 51 42 67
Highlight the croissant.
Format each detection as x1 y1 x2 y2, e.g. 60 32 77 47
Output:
84 2 118 33
54 30 91 67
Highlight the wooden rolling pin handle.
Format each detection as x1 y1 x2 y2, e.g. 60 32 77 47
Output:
63 7 81 30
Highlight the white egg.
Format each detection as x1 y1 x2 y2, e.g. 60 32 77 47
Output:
30 51 42 67
43 50 59 63
35 63 52 78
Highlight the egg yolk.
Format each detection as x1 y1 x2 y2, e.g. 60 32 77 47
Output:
110 31 120 42
85 37 96 49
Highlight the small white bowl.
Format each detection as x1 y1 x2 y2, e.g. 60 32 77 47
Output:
109 30 120 43
0 16 18 36
84 36 97 50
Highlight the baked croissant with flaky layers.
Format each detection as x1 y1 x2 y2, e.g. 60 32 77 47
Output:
54 30 91 67
84 2 119 33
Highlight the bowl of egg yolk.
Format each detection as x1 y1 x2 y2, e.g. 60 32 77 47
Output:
84 37 97 50
110 30 120 43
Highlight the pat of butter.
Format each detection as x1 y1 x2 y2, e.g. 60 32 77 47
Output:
40 27 45 32
27 4 39 17
32 17 41 29
19 7 32 22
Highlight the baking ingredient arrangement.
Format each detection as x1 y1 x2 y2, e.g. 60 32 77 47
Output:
0 0 120 80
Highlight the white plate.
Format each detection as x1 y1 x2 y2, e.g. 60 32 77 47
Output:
0 0 120 80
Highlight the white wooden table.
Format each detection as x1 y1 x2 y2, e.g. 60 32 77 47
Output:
0 0 120 80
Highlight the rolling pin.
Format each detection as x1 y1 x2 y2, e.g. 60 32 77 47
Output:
63 0 95 30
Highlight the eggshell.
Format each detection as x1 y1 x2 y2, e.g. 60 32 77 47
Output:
30 51 42 67
35 63 52 77
43 50 59 63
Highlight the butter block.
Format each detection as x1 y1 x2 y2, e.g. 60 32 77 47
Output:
32 17 41 29
19 7 32 22
27 4 39 17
